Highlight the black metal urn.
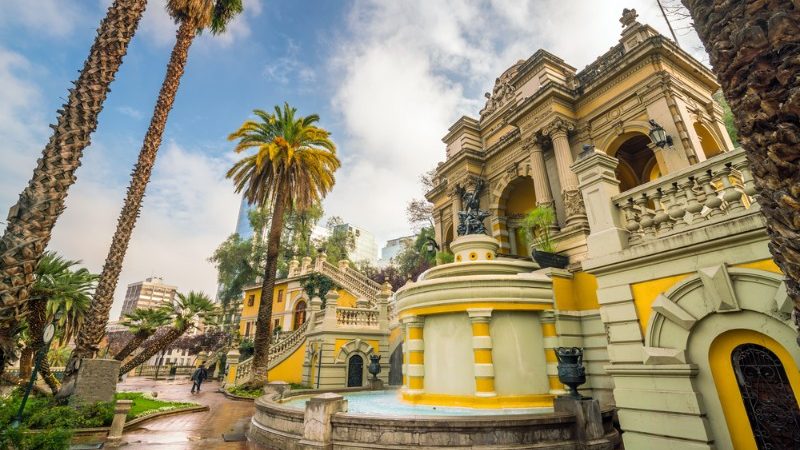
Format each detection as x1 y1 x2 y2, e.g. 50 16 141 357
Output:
368 354 382 381
555 347 586 399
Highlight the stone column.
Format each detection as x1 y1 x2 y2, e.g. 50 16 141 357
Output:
571 149 628 258
402 316 425 395
468 309 496 397
309 296 322 331
450 189 462 237
525 136 554 207
544 118 587 229
105 399 133 447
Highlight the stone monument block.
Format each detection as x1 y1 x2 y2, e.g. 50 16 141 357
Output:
299 393 347 449
70 358 121 406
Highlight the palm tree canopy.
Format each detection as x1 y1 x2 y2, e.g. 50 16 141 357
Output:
120 307 172 335
34 253 98 345
163 291 218 331
167 0 243 33
227 103 341 211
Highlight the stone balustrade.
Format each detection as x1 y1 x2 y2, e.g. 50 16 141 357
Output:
317 259 381 303
336 307 379 329
234 317 312 384
573 147 759 259
612 148 756 246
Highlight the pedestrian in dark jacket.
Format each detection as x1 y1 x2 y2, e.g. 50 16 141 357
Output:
191 364 208 394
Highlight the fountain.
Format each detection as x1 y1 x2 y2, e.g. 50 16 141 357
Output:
247 182 619 448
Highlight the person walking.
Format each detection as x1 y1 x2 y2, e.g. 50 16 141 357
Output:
190 364 208 394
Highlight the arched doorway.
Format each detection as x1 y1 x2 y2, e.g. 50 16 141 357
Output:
347 354 364 387
732 343 800 448
499 176 536 257
293 301 307 330
608 133 659 192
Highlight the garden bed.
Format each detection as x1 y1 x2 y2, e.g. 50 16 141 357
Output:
0 388 201 449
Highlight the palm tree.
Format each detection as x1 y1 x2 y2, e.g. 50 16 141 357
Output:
64 0 244 391
114 307 171 362
0 0 147 376
680 1 800 332
227 104 340 383
22 253 97 394
119 291 218 376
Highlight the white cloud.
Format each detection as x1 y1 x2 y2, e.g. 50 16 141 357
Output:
116 106 144 120
0 47 47 213
48 142 240 320
264 39 317 85
0 0 84 37
324 0 708 247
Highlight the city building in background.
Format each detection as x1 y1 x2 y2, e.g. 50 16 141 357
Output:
119 276 177 319
378 235 414 266
234 196 255 240
335 223 378 265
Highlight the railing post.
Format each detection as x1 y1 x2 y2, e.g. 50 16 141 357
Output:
106 399 133 447
301 256 313 274
225 348 240 386
571 148 628 258
323 290 339 330
288 258 299 277
378 282 391 331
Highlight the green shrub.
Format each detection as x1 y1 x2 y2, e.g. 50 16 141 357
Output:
226 385 263 398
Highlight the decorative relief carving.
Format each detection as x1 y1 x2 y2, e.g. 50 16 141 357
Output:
563 189 586 219
480 61 523 119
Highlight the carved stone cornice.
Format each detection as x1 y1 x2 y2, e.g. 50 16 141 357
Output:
542 117 576 138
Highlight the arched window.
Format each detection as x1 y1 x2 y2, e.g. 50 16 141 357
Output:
732 343 800 448
694 122 722 159
293 301 307 330
612 134 658 192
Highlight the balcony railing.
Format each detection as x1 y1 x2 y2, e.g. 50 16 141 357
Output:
612 148 757 246
336 307 379 329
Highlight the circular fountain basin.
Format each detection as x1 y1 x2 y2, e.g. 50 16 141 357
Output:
281 390 553 416
248 387 620 449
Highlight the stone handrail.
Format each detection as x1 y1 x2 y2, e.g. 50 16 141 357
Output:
317 260 381 303
235 318 311 384
336 307 379 329
612 148 757 246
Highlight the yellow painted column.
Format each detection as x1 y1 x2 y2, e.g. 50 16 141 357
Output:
468 308 496 398
540 311 563 395
402 316 425 394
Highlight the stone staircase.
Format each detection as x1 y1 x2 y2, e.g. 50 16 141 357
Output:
234 318 311 384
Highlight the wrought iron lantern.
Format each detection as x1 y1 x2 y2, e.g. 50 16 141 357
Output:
425 237 440 254
648 119 674 148
368 354 382 381
555 347 586 399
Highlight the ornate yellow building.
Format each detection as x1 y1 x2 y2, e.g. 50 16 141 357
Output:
419 10 799 450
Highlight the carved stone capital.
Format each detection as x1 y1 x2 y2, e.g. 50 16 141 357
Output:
542 117 575 139
522 135 544 153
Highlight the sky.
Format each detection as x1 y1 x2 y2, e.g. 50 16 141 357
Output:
0 0 707 319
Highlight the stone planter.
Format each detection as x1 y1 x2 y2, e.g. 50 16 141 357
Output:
531 249 569 269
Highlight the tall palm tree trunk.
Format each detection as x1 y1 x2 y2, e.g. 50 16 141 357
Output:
251 188 289 381
118 327 184 376
0 0 147 376
62 19 198 394
18 347 33 381
114 331 150 361
681 1 800 335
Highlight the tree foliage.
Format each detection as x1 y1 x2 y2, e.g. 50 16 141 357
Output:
316 216 355 264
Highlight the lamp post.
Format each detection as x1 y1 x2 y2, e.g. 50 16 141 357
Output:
424 237 440 255
648 119 674 148
12 323 55 428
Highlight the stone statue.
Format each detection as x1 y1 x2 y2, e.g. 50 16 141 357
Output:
456 179 490 236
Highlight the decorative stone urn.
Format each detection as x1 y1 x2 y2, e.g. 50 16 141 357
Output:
368 354 381 381
555 347 586 399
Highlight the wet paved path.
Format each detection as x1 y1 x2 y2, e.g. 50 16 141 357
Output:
118 376 266 449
